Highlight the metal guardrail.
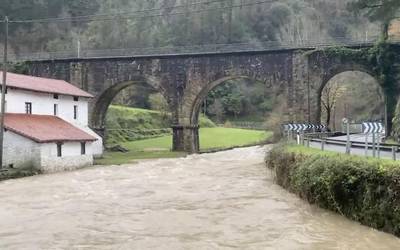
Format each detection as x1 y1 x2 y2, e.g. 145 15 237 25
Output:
5 36 394 62
308 137 399 152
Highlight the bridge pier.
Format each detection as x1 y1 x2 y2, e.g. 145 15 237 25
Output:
172 124 200 153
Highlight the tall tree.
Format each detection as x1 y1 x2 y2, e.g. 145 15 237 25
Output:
350 0 400 38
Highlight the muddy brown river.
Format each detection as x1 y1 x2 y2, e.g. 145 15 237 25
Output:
1 146 399 249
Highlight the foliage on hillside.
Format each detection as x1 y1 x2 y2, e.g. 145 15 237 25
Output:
1 0 380 55
266 144 400 236
350 0 400 24
105 105 215 145
204 79 280 122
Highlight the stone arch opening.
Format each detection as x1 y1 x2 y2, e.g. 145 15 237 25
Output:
91 77 168 136
188 75 274 151
190 76 254 125
317 70 386 133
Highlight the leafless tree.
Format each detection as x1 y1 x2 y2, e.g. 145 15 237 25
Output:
321 81 346 127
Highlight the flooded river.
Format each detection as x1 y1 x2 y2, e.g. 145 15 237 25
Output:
0 146 399 249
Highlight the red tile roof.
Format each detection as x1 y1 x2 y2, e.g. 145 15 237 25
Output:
0 72 93 98
4 113 97 143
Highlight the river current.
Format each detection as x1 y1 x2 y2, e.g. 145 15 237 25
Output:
0 146 399 249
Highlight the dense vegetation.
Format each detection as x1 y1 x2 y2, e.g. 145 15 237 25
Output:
266 144 400 236
203 79 283 123
1 0 380 55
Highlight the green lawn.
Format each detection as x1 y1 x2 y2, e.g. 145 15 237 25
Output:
286 144 400 165
96 127 272 165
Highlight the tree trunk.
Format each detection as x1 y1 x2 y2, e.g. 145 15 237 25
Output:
326 108 331 128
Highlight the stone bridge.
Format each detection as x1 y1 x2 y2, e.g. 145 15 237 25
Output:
23 44 400 152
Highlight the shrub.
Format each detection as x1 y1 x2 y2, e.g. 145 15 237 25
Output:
266 144 400 236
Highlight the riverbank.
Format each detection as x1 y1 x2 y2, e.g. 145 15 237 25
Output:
96 127 272 165
265 144 400 237
0 167 41 181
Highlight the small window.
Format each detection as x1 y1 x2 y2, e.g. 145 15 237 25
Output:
57 143 62 157
53 94 59 99
25 102 32 114
53 104 58 116
73 96 79 101
81 142 86 155
74 105 78 120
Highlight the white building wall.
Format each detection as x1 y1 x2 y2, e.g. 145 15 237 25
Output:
3 131 41 169
3 131 94 173
3 88 103 156
4 88 89 126
39 142 94 173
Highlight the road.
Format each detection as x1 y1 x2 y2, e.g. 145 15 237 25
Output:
307 133 398 160
329 133 384 143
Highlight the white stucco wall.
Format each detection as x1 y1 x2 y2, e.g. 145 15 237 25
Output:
2 88 103 162
73 124 104 157
39 142 94 173
3 88 89 126
3 131 41 169
4 130 94 173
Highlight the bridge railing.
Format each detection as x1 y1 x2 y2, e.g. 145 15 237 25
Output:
5 36 388 62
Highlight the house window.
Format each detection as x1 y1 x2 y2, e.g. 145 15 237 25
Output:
25 102 32 114
53 94 59 99
57 143 62 157
81 142 86 155
73 96 79 101
74 105 78 119
54 104 58 116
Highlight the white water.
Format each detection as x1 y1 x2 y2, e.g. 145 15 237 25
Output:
0 146 399 249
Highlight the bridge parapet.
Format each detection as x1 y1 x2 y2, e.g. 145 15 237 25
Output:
5 37 385 62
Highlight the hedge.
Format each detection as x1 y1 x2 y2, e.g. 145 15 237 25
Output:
265 144 400 236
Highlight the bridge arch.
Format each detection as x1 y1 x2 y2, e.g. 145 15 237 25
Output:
185 75 271 151
91 76 169 134
189 75 257 125
316 67 387 132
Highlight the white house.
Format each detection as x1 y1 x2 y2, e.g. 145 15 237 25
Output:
1 72 103 173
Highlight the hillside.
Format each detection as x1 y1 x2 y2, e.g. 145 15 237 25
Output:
3 0 380 56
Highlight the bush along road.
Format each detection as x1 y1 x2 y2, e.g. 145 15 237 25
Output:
265 144 400 237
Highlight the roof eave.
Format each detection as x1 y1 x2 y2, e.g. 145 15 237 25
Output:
5 126 98 143
8 86 94 98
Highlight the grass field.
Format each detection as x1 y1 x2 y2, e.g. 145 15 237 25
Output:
286 144 400 165
96 127 272 165
105 105 216 144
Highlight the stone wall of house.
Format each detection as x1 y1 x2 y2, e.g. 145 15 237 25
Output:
4 132 94 173
3 131 41 169
39 142 94 173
